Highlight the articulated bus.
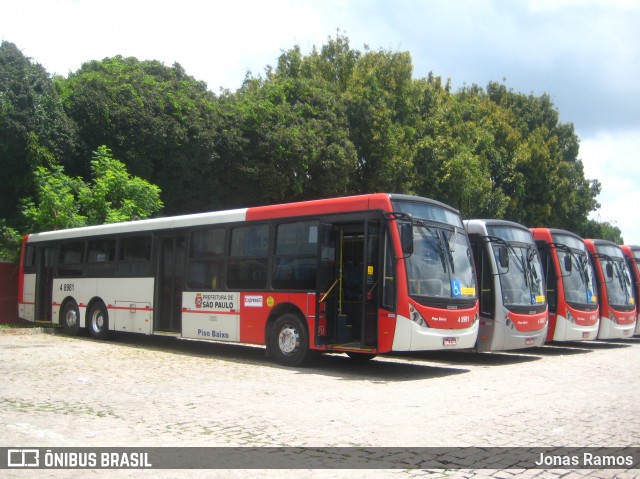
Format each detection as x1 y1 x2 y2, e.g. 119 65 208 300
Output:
18 193 479 366
465 219 547 351
585 239 637 339
620 245 640 335
531 228 599 341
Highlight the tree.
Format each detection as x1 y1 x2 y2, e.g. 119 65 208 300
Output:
0 41 78 225
22 146 163 232
582 218 623 244
225 70 357 205
57 56 221 214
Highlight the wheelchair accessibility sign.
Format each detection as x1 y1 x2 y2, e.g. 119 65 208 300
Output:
451 279 461 298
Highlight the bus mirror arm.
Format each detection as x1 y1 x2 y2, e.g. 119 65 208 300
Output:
384 212 413 257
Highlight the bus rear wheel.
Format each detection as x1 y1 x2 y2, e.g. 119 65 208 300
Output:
88 301 109 340
270 313 314 367
61 301 80 335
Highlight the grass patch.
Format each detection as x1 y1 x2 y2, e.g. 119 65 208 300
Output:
0 322 35 329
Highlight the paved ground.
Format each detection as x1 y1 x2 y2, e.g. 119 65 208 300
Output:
0 329 638 478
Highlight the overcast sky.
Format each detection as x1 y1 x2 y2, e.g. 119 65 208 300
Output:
2 0 639 243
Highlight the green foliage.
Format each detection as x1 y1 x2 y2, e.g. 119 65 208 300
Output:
57 56 221 214
22 146 163 232
0 41 78 224
0 219 22 262
582 219 623 244
0 34 618 242
22 164 88 231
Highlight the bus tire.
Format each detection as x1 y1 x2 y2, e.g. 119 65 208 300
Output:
61 301 81 336
270 313 314 367
88 301 109 340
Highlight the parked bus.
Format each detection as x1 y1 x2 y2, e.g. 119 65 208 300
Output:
530 228 599 341
18 193 479 366
620 245 640 335
465 219 547 351
584 239 636 339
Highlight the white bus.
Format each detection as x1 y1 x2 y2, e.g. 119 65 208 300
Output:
18 193 479 366
465 219 548 352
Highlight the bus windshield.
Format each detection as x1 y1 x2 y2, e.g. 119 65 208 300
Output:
604 258 634 308
631 250 640 279
494 243 545 307
595 244 634 308
406 220 476 300
486 224 544 307
557 249 598 306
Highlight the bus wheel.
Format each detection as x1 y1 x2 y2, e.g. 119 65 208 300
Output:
88 301 109 340
270 313 314 367
61 301 80 335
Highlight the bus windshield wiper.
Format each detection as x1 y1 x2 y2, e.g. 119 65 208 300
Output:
613 260 632 300
442 229 456 274
416 219 447 272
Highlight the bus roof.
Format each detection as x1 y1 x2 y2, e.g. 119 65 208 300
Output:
25 193 454 244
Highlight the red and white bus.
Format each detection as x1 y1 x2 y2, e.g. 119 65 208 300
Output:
530 228 599 341
620 245 640 336
465 219 547 351
584 239 636 339
18 193 479 366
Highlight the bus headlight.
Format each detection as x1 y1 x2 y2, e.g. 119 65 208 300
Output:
505 313 513 329
409 305 427 328
565 309 575 323
610 313 617 324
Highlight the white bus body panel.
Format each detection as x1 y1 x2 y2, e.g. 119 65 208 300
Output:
51 277 154 333
476 315 547 352
20 273 36 322
552 314 599 341
391 315 479 351
181 292 240 342
636 314 640 335
597 315 636 339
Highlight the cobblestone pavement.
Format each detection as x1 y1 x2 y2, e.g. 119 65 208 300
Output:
0 330 638 479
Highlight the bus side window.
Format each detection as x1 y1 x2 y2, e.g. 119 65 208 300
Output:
272 221 317 290
117 235 152 276
227 225 269 290
58 241 85 277
86 238 116 276
188 228 225 290
23 245 36 274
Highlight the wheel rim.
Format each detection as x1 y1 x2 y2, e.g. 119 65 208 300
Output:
92 310 104 332
278 325 300 356
65 308 77 328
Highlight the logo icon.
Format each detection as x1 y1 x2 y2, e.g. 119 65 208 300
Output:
8 449 39 468
195 293 202 309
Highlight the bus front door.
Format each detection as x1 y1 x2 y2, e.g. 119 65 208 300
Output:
155 236 186 333
316 220 379 350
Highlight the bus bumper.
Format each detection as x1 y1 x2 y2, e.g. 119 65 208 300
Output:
597 316 636 339
552 315 599 341
391 315 479 351
477 326 547 352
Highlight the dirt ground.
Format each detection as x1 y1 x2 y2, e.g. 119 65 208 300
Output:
1 329 639 479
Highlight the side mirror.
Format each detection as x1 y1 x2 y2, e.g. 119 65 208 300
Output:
606 263 614 279
497 245 509 269
564 255 572 273
399 222 414 256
